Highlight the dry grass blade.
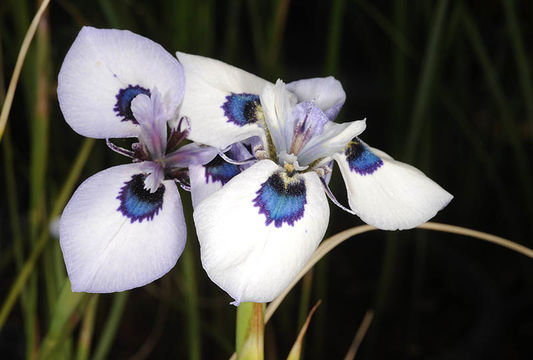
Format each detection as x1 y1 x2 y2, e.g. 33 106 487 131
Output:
265 222 531 323
344 310 374 360
286 300 321 360
0 0 51 141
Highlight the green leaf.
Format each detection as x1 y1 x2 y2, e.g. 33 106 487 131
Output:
38 279 87 360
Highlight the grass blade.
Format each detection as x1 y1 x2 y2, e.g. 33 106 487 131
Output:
0 138 94 330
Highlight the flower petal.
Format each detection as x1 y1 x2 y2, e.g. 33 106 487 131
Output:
58 27 184 139
59 162 186 293
297 119 367 166
260 80 296 154
131 89 167 159
194 160 329 303
176 52 269 149
333 139 453 230
286 77 346 120
189 161 239 208
164 143 218 168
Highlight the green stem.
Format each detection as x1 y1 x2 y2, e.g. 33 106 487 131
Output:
462 8 533 226
37 279 87 360
180 191 201 360
502 0 533 130
404 0 449 160
91 292 128 360
236 302 264 360
325 0 346 75
76 295 99 360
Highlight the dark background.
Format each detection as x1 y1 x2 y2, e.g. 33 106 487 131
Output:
1 0 532 359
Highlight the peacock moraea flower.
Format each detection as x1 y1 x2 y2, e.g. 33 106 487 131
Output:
57 27 216 293
176 53 453 304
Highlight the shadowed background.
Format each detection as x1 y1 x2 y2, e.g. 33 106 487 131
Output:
1 0 532 359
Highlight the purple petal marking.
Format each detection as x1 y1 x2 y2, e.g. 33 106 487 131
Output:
114 85 150 124
222 93 262 126
116 174 165 223
204 156 241 185
253 172 307 227
345 138 383 175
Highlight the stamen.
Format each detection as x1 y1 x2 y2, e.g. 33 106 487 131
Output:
167 116 190 152
106 138 135 158
284 163 295 176
177 116 191 133
319 176 356 215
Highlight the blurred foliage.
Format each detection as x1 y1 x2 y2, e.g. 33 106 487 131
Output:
1 0 532 359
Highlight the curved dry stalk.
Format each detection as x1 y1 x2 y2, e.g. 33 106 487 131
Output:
265 222 531 323
0 0 51 141
344 310 374 360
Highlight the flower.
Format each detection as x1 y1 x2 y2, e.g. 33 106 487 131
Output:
176 53 453 303
57 27 216 293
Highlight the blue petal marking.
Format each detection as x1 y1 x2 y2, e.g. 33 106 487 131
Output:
221 93 261 126
114 85 151 124
345 138 383 175
204 156 240 185
117 174 164 223
253 172 307 227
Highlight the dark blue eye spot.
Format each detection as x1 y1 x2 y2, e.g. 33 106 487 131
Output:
114 85 151 124
204 156 240 185
345 138 383 175
253 172 307 227
116 174 165 223
222 93 262 126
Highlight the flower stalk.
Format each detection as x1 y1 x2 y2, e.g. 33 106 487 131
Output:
236 302 265 360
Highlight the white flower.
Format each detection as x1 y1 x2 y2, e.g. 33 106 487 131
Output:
177 52 453 304
57 27 216 293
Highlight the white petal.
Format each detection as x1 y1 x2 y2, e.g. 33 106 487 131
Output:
59 162 186 293
260 80 296 154
286 76 346 120
176 52 269 149
333 140 453 230
194 160 329 303
58 27 184 139
189 164 223 208
298 119 367 166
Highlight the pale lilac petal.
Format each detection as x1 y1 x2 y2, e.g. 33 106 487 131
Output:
60 162 186 293
143 163 165 193
286 77 346 120
289 101 329 155
164 143 218 168
194 160 329 303
58 27 184 138
131 89 167 159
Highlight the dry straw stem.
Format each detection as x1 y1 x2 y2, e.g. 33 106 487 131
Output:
0 0 51 141
343 310 374 360
286 300 321 360
265 222 533 323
